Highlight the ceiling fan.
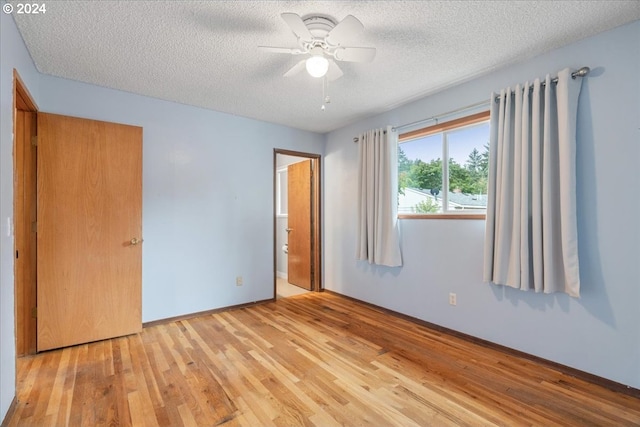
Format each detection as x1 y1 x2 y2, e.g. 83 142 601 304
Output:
259 13 376 81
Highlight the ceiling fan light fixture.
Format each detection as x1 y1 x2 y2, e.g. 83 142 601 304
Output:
305 55 329 78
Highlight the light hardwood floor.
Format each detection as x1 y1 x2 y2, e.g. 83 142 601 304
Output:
4 292 639 426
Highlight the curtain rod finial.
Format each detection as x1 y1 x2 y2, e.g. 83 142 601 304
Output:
574 67 590 78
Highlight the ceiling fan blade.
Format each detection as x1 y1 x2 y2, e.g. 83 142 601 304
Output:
326 61 344 82
334 47 376 63
281 13 313 41
326 15 364 46
283 59 307 77
258 46 304 55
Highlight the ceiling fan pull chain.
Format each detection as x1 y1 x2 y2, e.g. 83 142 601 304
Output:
321 76 331 111
325 77 330 104
321 77 326 111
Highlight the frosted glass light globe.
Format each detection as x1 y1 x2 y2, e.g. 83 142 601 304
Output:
305 55 329 78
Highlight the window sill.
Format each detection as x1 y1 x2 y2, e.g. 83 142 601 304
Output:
398 213 486 220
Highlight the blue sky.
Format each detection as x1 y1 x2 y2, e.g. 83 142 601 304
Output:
400 122 490 165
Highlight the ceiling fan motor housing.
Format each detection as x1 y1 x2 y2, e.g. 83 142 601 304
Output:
302 15 336 40
259 12 374 81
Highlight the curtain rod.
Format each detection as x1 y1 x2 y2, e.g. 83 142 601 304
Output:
493 66 590 103
353 99 490 143
352 66 590 143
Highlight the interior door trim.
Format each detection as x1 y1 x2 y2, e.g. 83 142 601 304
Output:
13 69 38 357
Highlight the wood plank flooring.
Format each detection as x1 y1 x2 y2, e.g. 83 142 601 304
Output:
4 292 640 426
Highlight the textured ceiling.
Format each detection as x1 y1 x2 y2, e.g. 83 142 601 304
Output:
10 1 640 133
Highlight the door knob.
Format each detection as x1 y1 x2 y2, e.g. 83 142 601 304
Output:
130 237 143 246
285 228 293 233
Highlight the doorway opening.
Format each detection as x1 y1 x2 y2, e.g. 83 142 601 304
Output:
274 149 321 299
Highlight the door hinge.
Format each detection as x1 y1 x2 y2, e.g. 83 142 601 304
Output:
31 136 37 147
31 221 37 233
31 307 37 318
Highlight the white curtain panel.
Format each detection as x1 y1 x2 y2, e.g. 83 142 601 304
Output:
483 68 583 297
356 126 403 267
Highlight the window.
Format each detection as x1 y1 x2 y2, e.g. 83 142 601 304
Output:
398 111 490 218
276 167 288 216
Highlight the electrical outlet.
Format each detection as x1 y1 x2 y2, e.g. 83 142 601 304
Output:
236 276 243 286
449 293 457 306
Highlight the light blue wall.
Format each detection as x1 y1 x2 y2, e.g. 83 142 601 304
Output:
36 75 324 322
1 12 324 421
324 20 640 388
0 13 41 420
2 12 638 423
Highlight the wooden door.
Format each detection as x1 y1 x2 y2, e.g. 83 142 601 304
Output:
287 160 312 290
37 113 143 351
